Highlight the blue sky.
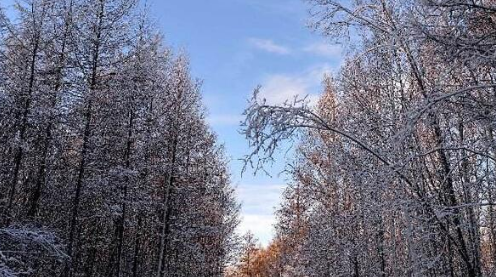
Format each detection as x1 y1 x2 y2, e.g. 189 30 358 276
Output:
151 0 344 245
2 0 344 246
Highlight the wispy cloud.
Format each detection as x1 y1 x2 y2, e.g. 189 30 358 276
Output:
260 75 307 104
303 42 342 58
238 184 285 214
249 38 291 55
257 64 334 106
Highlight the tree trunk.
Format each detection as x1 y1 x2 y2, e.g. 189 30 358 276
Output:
64 2 104 275
5 13 43 223
156 136 178 277
115 110 134 277
28 0 72 218
132 216 143 277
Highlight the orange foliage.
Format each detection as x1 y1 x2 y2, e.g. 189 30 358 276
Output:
226 239 285 277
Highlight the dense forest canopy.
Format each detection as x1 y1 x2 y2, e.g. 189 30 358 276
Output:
0 0 239 276
2 0 496 277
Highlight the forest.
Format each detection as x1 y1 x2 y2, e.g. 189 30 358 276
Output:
0 0 238 276
1 0 496 277
229 0 496 276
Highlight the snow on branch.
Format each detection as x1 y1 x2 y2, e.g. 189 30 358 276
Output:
0 226 68 276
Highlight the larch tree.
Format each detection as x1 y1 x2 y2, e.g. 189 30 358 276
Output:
242 0 496 276
0 1 239 276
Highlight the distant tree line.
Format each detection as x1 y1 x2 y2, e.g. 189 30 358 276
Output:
241 0 496 276
0 1 239 276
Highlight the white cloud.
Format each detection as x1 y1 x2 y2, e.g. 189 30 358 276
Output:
260 75 308 104
236 183 285 246
238 214 277 247
258 64 334 106
303 42 342 58
238 184 285 213
249 38 291 55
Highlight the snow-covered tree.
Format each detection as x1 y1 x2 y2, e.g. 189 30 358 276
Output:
243 1 496 276
0 1 239 276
